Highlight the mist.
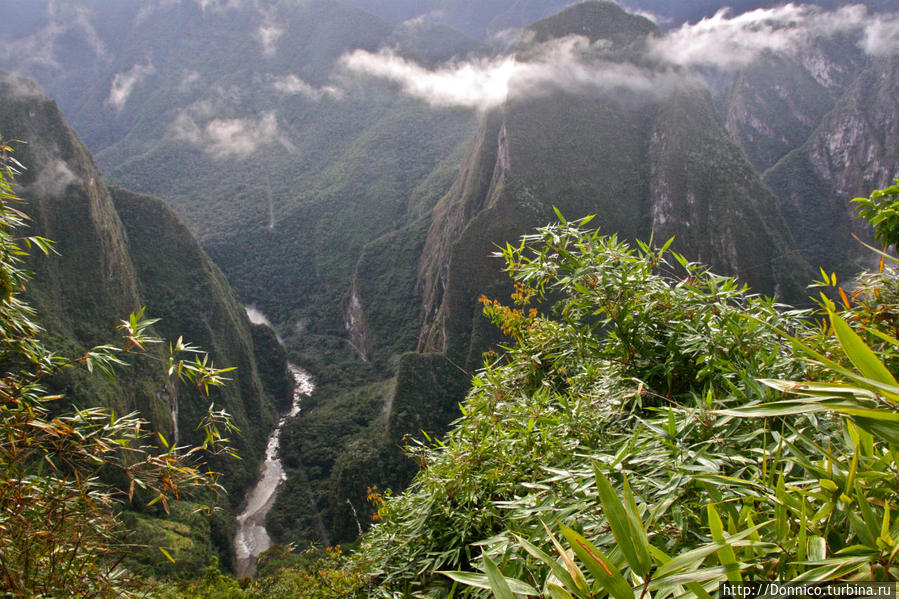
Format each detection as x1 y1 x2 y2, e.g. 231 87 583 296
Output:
339 3 898 110
106 62 155 111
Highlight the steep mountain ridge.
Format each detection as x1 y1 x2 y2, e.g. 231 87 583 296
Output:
0 70 292 566
267 0 825 547
412 3 808 372
722 39 867 174
2 0 892 554
763 56 898 274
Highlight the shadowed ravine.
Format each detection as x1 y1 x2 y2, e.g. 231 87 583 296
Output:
233 364 313 577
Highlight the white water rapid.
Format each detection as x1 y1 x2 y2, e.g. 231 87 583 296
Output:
233 363 313 577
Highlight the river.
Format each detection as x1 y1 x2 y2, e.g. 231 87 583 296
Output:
233 363 313 577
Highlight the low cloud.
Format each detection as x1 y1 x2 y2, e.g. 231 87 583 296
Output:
270 74 343 100
244 305 272 327
340 49 514 110
339 36 677 111
172 105 295 159
861 16 899 57
4 1 106 71
339 4 898 111
254 24 284 56
31 158 78 198
0 71 45 100
178 69 202 92
196 0 246 10
650 4 899 69
107 62 155 110
486 28 523 51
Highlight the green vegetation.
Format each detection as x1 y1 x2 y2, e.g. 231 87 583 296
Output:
0 141 237 596
156 183 899 596
359 196 897 596
363 215 814 595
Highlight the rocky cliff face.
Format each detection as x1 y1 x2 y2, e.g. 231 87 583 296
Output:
411 2 809 376
722 39 867 173
763 56 897 274
0 70 290 503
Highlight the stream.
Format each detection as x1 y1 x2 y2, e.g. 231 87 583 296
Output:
233 363 313 577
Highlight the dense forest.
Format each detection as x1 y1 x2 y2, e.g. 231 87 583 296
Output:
0 0 897 597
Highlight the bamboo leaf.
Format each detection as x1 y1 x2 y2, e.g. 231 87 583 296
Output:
594 466 651 577
484 555 518 599
438 570 539 596
559 523 635 599
708 504 740 582
829 310 897 386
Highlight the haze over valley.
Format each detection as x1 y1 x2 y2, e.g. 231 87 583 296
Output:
0 0 897 595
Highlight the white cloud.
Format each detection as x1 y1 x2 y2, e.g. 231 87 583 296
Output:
196 0 246 10
0 71 45 100
339 35 678 111
244 305 272 326
106 62 155 110
31 158 78 198
171 106 295 159
270 74 343 100
861 15 899 57
254 24 284 56
650 4 899 69
487 27 523 51
340 49 515 110
5 0 107 71
339 4 898 110
178 69 202 92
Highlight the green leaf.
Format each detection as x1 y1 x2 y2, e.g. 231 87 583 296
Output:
559 523 634 599
438 570 539 596
594 466 652 577
708 504 740 582
547 583 575 599
808 536 827 561
159 547 175 563
514 534 582 595
484 555 516 599
543 521 589 594
829 310 897 386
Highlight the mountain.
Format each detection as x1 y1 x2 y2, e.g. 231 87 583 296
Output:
762 56 898 274
270 0 818 545
717 25 896 275
1 0 892 552
0 69 292 569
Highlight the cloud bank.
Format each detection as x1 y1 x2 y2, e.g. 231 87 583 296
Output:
107 62 155 110
340 35 682 111
339 3 898 110
650 4 899 68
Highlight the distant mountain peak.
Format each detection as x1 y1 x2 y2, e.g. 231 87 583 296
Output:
518 1 658 50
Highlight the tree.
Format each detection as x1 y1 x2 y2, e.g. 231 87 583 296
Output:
0 141 238 597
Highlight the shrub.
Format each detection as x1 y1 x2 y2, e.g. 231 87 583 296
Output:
0 141 237 596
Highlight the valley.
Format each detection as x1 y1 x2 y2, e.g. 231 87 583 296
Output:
0 0 897 596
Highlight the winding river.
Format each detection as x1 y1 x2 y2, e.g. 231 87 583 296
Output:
233 363 313 577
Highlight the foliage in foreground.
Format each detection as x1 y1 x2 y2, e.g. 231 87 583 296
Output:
131 184 899 597
155 545 369 599
351 184 897 597
360 213 820 596
0 143 237 596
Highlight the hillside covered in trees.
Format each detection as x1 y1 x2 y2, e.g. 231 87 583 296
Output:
0 0 897 596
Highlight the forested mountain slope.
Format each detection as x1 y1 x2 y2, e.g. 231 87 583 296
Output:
0 70 292 567
1 0 896 552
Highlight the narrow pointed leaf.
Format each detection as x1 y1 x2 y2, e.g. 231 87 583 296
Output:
829 310 897 386
594 466 651 576
559 523 634 599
